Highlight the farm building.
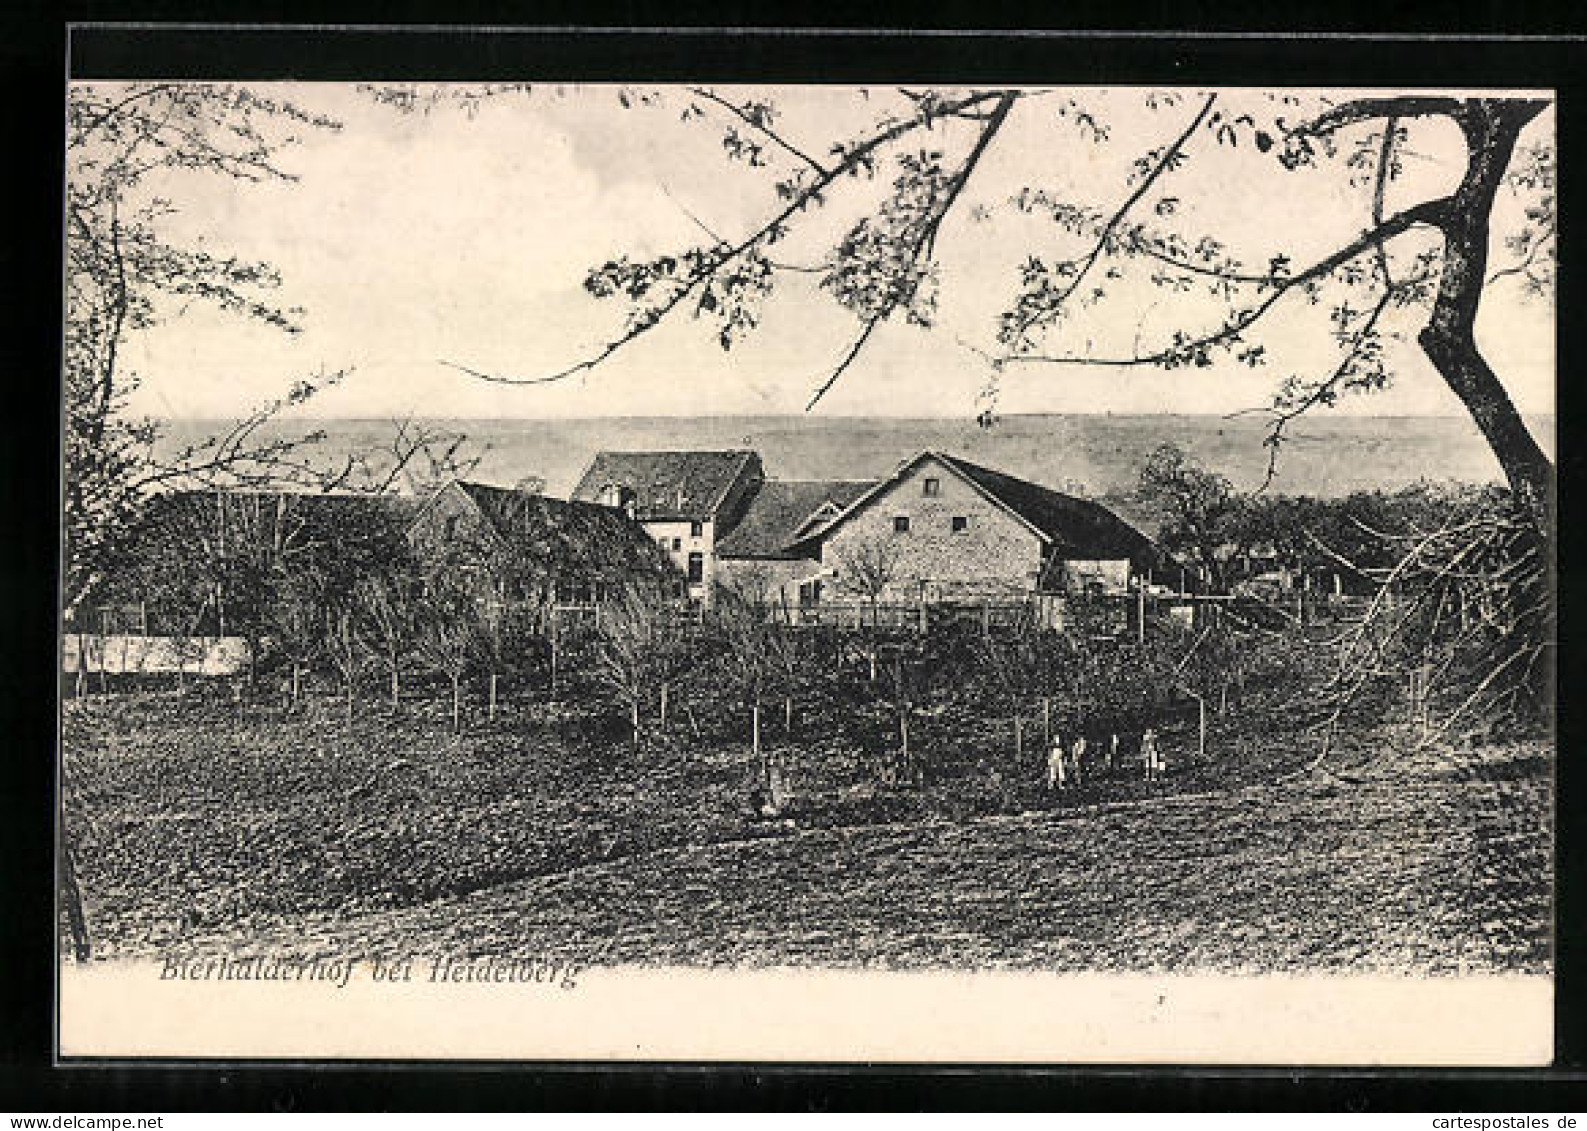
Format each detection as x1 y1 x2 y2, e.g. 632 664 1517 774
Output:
570 450 764 608
66 488 421 675
65 480 678 676
407 479 679 609
779 451 1164 606
714 479 876 605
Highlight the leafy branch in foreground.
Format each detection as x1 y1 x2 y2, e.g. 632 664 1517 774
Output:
417 86 1554 543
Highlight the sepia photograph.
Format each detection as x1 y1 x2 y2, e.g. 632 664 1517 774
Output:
56 60 1557 1063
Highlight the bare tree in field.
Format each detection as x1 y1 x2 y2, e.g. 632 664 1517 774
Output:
592 584 672 749
712 590 782 808
413 577 483 735
268 566 324 711
832 532 903 680
356 574 419 709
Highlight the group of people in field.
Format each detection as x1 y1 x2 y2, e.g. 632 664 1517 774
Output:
1045 726 1165 791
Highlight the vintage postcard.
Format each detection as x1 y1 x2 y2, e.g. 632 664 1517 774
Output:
58 63 1556 1063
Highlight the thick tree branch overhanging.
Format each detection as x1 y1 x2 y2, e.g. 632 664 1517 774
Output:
1299 96 1466 136
425 87 1552 547
999 196 1448 370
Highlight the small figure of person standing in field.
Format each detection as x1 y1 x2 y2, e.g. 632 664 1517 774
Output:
1141 727 1161 781
1046 734 1068 791
1070 734 1087 785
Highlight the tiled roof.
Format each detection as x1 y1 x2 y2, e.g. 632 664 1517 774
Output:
450 481 669 578
787 451 1161 566
933 453 1158 563
570 450 759 522
716 479 876 559
138 487 421 534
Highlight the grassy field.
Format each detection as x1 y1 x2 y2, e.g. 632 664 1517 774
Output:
62 676 1551 974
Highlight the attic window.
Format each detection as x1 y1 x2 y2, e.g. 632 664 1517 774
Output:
923 477 941 497
894 516 911 534
690 521 703 538
952 516 968 533
444 515 460 541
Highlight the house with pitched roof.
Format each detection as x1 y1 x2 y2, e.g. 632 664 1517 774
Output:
570 450 763 607
408 479 678 608
781 451 1162 605
715 478 876 604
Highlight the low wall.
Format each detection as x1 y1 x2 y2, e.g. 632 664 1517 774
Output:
62 634 252 676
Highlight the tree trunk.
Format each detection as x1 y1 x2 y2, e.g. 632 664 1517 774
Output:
900 707 910 779
1420 99 1555 539
391 664 400 708
451 673 462 734
489 672 498 722
784 694 793 734
752 702 763 786
291 664 302 709
60 842 91 962
660 681 669 728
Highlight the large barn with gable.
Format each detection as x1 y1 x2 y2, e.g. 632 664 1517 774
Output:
766 451 1164 607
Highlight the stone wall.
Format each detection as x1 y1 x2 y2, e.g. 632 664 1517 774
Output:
819 455 1044 599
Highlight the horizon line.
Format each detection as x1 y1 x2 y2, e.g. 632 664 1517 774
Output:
155 409 1556 423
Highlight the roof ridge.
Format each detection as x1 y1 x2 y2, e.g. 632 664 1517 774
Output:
590 448 757 456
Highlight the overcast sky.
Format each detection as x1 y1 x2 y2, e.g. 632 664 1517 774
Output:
93 83 1555 423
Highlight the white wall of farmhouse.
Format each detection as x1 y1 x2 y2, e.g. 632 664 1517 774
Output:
819 455 1046 600
641 518 715 603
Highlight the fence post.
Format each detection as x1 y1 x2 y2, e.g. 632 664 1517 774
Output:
1042 698 1051 747
1014 716 1023 760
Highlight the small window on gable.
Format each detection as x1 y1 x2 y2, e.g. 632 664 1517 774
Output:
443 515 460 541
690 520 703 538
952 515 968 533
923 477 941 497
894 516 910 534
